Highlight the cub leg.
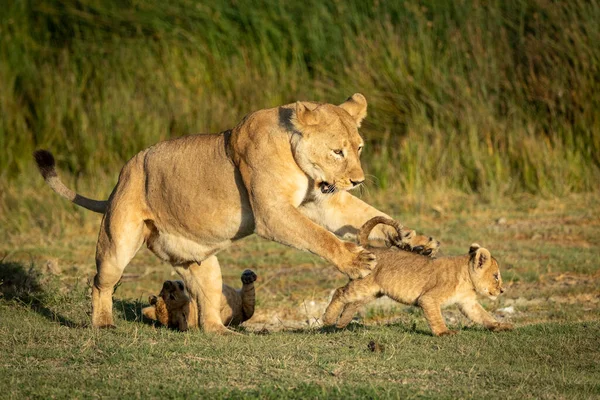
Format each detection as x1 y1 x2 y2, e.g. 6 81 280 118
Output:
322 276 377 328
174 256 234 334
240 269 257 322
458 301 514 332
92 212 145 328
336 301 367 328
418 295 456 336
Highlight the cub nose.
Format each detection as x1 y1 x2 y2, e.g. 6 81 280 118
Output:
350 179 364 187
500 287 505 294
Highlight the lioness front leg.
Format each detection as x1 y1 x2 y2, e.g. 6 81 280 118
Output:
300 191 440 256
458 301 514 332
248 194 375 278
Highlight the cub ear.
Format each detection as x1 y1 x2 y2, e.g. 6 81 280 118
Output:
469 243 481 255
471 247 492 270
142 305 157 321
148 295 158 305
339 93 368 127
294 101 321 127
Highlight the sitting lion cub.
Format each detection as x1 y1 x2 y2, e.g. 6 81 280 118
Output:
143 269 257 331
323 217 513 336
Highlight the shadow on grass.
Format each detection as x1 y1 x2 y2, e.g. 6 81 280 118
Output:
0 259 83 328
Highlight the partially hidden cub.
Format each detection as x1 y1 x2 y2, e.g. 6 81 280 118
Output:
322 217 513 336
143 269 257 331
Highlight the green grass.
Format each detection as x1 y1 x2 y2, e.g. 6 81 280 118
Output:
1 193 599 398
1 301 598 399
1 0 599 198
1 1 600 397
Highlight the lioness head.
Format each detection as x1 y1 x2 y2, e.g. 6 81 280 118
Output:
291 93 367 194
468 244 505 300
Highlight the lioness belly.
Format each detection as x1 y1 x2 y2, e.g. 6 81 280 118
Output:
142 133 255 263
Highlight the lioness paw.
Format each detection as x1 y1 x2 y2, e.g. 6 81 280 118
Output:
490 322 514 332
348 250 376 279
241 269 257 284
401 232 441 258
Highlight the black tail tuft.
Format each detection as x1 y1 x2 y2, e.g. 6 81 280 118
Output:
33 149 57 179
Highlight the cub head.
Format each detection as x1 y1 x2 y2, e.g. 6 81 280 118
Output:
158 280 190 309
141 280 190 326
467 244 505 300
291 93 367 194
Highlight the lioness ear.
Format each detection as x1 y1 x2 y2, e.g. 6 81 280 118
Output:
294 101 321 127
339 93 368 127
142 306 157 321
471 247 491 270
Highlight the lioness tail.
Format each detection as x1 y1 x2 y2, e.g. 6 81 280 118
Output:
33 149 108 214
358 216 403 247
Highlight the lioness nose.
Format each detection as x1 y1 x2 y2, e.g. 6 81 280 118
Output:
350 179 364 187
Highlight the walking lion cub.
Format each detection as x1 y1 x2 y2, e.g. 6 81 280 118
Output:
323 217 513 336
143 269 257 331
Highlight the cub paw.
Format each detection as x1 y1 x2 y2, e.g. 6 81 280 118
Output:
436 329 458 337
241 269 258 284
490 322 514 332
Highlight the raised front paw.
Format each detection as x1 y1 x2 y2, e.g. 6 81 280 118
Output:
343 243 377 280
241 269 258 284
489 322 514 332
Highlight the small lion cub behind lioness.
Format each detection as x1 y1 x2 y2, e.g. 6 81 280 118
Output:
143 269 257 331
323 217 513 336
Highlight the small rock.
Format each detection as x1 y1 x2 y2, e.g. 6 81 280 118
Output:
368 340 384 353
496 217 507 225
496 306 515 315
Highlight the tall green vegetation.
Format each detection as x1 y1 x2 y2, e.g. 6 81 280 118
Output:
1 0 599 195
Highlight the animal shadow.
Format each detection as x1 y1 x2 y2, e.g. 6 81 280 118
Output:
0 259 82 328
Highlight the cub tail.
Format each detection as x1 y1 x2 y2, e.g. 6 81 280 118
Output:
33 149 108 214
358 216 403 247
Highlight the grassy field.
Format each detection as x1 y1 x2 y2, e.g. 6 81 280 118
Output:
1 0 599 398
1 191 599 398
1 0 599 196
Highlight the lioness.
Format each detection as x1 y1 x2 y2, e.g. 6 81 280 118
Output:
323 217 513 336
34 93 439 333
143 269 257 330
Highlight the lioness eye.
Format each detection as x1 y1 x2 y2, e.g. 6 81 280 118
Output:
333 149 344 157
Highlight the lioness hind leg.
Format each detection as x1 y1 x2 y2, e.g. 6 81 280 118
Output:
174 256 237 335
92 214 145 328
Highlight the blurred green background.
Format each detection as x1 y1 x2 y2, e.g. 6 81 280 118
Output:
1 0 599 196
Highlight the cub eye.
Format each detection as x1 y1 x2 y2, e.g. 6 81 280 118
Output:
493 273 499 282
333 149 344 157
358 145 364 153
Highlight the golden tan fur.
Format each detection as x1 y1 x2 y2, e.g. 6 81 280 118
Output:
142 270 257 330
323 217 513 336
34 94 439 334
